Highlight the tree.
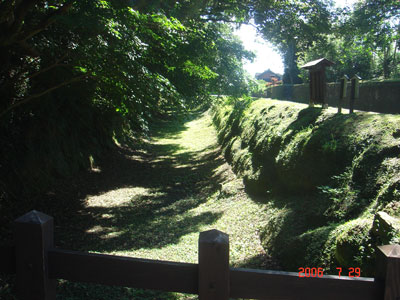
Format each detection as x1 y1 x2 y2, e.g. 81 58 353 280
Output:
299 34 376 81
349 0 400 78
0 1 256 120
298 0 400 81
252 0 332 84
0 0 256 201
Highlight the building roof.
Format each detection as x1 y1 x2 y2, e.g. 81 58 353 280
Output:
255 69 281 80
301 58 334 69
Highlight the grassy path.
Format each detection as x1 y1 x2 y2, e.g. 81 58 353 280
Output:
55 110 276 299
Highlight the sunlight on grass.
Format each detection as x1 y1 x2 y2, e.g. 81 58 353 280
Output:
177 113 219 152
85 187 163 207
153 111 218 156
107 111 269 266
56 109 273 300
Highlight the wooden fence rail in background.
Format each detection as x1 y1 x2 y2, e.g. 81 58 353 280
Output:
1 210 400 299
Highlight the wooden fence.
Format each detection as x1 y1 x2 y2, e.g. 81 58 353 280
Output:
1 210 400 299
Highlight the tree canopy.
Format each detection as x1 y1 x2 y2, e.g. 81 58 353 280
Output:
252 0 332 83
0 0 256 203
0 0 254 122
0 0 399 205
297 0 400 81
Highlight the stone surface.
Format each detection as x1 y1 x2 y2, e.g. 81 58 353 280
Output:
372 211 400 244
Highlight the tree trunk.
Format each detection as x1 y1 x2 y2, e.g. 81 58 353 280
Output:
383 45 392 79
283 41 302 84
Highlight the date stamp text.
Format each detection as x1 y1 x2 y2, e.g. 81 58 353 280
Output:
298 267 361 278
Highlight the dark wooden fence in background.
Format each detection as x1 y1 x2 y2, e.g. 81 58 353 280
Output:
264 80 400 114
1 210 400 299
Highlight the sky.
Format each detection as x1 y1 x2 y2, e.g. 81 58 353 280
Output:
235 0 358 77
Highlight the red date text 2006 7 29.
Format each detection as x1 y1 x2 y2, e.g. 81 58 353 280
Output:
298 267 361 278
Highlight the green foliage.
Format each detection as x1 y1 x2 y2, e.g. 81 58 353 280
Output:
333 218 375 274
318 168 360 220
212 98 400 275
1 110 271 299
253 0 333 83
249 79 268 97
0 1 255 211
349 0 400 78
299 0 400 81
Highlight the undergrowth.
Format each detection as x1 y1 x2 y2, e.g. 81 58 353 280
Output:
1 109 277 299
212 97 400 276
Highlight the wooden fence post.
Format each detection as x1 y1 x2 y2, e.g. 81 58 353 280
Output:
198 229 229 300
376 244 400 300
338 75 349 114
15 210 56 300
350 75 361 114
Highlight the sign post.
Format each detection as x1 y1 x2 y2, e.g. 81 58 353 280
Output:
338 75 349 114
301 58 334 108
350 75 361 114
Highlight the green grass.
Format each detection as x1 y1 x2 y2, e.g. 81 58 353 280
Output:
7 109 274 299
212 97 400 276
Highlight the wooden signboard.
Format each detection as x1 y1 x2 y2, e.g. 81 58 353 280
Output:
301 58 334 107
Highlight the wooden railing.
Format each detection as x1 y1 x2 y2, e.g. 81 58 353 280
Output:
1 210 400 299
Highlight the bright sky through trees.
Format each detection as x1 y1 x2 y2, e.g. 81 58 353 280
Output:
236 0 359 77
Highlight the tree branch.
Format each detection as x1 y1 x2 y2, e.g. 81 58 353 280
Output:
132 0 157 12
3 0 41 45
199 16 239 24
0 52 71 95
0 73 88 119
1 0 75 48
0 0 16 25
19 0 76 43
27 52 71 79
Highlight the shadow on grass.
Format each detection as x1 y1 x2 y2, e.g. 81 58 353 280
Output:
66 205 222 252
28 112 227 255
56 282 184 300
0 112 227 299
149 111 202 140
233 253 282 271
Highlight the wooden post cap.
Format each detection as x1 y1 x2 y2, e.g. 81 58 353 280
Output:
376 244 400 300
199 229 229 245
378 245 400 258
198 229 229 300
15 210 56 300
15 210 53 225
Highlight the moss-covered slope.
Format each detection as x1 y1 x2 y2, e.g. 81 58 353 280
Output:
212 97 400 276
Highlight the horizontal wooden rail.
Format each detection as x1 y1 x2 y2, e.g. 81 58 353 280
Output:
0 245 15 274
5 211 400 299
47 248 383 300
48 249 198 294
230 268 382 300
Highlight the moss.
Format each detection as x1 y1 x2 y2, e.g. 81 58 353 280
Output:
259 206 291 256
213 97 400 199
383 200 400 217
291 224 337 270
212 97 400 276
374 157 400 208
333 218 375 275
371 211 400 246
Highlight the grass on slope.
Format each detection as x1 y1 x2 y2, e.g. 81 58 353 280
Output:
14 110 275 300
212 97 400 276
